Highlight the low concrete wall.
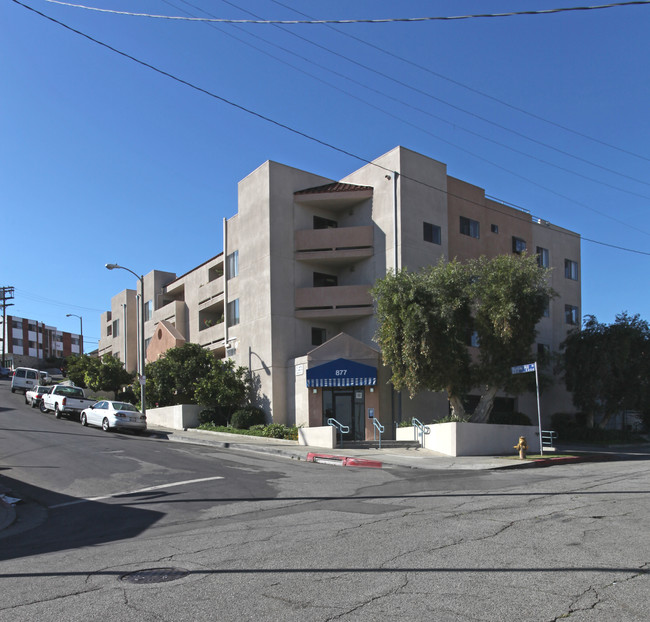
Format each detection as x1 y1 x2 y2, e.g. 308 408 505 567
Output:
423 422 540 456
396 427 419 442
298 426 336 448
146 404 203 430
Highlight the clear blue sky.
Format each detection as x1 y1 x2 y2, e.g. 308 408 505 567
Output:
2 0 649 353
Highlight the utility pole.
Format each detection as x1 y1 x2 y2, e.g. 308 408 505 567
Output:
1 286 15 367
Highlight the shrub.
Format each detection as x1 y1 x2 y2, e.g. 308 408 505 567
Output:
398 419 414 428
199 407 229 427
230 406 266 429
490 411 532 426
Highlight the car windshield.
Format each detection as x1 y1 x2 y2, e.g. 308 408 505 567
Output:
112 402 139 412
36 386 50 393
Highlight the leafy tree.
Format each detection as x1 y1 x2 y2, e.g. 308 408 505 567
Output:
194 358 251 421
64 354 97 388
470 254 554 422
143 343 218 407
561 313 650 429
98 354 134 399
372 254 555 422
372 260 473 419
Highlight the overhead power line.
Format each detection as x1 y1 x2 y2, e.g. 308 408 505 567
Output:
270 0 650 165
12 0 650 258
43 0 650 24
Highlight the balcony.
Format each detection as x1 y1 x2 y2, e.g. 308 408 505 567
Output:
295 284 374 321
295 225 373 265
197 322 225 348
197 277 224 308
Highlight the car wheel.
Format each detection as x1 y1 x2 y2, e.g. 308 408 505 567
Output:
11 388 15 393
40 401 48 413
102 418 111 432
80 413 87 427
55 405 62 419
31 399 37 408
25 395 29 405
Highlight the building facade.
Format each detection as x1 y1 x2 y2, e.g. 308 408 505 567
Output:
99 146 581 437
0 315 82 369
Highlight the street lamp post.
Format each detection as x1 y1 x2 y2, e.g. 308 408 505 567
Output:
66 313 83 355
105 263 146 415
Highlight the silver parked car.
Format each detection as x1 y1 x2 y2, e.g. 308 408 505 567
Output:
80 400 147 433
25 385 52 408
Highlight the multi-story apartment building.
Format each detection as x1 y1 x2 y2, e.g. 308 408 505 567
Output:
99 146 581 439
0 315 82 369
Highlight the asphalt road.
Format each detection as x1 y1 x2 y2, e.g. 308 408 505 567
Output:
1 378 649 621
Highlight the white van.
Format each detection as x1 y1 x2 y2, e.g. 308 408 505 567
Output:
11 367 40 393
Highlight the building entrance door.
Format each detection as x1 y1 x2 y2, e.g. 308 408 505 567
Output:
323 388 365 441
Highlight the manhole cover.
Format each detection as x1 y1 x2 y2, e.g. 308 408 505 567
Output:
120 567 190 584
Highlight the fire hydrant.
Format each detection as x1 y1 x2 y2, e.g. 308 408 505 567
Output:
514 436 528 460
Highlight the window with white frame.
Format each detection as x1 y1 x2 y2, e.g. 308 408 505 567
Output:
564 259 579 280
227 299 240 327
537 247 549 268
460 216 480 239
565 304 579 325
423 222 441 245
227 250 239 280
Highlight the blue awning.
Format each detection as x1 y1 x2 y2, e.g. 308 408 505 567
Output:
306 358 377 388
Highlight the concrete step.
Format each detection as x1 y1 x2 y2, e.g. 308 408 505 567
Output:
340 440 421 450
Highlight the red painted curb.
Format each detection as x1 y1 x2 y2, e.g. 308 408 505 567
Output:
306 453 383 468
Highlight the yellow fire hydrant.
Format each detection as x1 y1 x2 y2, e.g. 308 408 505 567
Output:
514 436 528 460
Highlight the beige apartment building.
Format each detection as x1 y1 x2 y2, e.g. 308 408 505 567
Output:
98 146 581 439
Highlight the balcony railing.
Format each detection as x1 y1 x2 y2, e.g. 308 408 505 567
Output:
295 284 374 321
295 225 373 264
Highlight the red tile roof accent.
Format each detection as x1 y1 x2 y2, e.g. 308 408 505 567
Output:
294 182 373 196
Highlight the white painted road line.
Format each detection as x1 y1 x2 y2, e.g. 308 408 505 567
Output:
49 476 225 509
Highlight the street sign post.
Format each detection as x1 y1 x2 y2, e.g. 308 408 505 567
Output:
511 361 543 455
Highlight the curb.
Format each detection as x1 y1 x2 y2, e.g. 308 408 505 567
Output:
496 453 614 469
306 453 383 468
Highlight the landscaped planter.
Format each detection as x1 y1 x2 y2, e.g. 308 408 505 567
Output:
420 422 541 456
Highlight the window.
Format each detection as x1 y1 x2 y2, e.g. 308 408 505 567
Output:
491 224 499 234
112 318 119 338
312 327 327 346
565 259 579 280
536 247 549 268
537 343 550 355
313 216 337 229
460 216 480 239
107 325 112 337
227 299 240 327
565 304 579 325
512 237 527 254
423 222 441 245
144 300 153 322
144 337 151 353
227 250 239 280
543 298 550 318
467 329 480 348
313 272 338 287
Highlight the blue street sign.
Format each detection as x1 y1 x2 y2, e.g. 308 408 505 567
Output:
511 362 537 375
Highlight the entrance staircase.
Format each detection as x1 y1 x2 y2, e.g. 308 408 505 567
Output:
340 440 421 450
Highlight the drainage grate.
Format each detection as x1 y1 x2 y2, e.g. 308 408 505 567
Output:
120 567 190 584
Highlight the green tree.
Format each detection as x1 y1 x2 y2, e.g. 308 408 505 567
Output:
561 313 650 429
372 254 554 422
64 354 97 388
372 260 473 419
98 354 134 399
194 358 251 421
143 343 215 407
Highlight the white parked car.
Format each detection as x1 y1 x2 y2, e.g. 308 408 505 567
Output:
25 385 52 408
80 400 147 433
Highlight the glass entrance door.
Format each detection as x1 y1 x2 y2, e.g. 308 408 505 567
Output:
323 389 365 441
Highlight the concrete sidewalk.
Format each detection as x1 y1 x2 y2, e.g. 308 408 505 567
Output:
144 425 615 471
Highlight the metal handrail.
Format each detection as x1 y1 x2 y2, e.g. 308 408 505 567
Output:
373 418 385 449
541 430 558 447
327 418 350 448
412 418 431 448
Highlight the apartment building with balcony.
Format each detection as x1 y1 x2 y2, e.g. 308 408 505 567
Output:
1 315 82 369
99 146 581 440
